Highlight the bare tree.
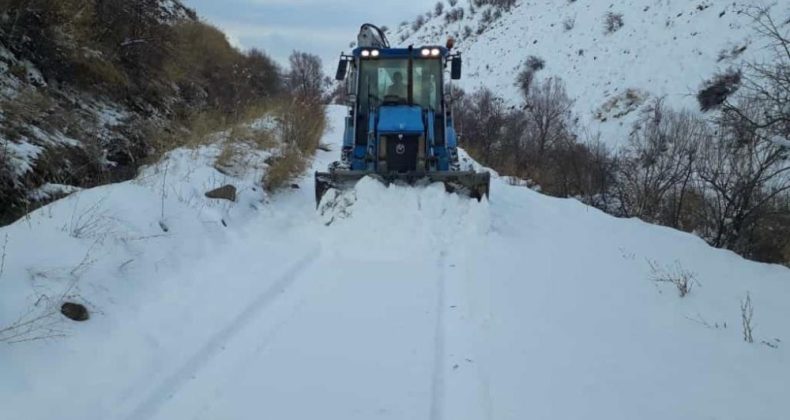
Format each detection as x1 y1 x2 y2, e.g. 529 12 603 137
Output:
455 87 509 165
604 12 624 34
523 77 574 159
691 6 790 262
615 100 706 227
695 99 790 252
721 7 789 149
286 51 325 102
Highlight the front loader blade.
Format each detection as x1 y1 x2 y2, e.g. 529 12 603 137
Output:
314 171 367 206
423 171 490 201
314 170 491 207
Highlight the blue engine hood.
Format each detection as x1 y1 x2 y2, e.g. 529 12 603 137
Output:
377 106 424 134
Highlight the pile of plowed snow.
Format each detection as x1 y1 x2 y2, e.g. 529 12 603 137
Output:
1 106 788 420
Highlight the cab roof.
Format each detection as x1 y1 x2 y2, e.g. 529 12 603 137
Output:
351 46 450 58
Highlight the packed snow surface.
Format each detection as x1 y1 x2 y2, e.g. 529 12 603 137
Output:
1 106 789 420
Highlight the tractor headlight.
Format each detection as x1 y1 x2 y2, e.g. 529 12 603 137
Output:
421 48 431 57
361 49 370 57
431 48 441 57
371 49 380 57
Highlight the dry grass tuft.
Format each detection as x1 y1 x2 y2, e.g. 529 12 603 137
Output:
262 98 326 192
262 144 309 192
648 260 698 298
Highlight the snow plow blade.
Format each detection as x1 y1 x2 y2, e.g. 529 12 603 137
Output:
315 170 491 206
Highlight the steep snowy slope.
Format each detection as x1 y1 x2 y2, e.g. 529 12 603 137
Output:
0 106 789 420
398 0 769 144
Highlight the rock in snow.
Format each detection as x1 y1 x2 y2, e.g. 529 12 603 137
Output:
60 303 89 322
205 185 237 202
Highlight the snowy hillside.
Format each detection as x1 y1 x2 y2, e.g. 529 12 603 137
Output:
1 106 788 419
397 0 770 144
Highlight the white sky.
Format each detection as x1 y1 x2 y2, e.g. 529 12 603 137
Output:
183 0 431 71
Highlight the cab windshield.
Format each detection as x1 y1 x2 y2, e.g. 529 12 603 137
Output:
358 58 441 111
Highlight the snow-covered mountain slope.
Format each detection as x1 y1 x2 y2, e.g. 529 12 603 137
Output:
398 0 770 144
1 106 789 420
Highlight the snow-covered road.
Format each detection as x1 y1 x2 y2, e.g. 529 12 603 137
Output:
1 106 789 420
110 119 494 419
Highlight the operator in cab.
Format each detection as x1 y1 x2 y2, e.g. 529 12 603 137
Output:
387 71 407 100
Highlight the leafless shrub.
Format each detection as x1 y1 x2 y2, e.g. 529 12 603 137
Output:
434 1 444 16
741 292 754 343
473 0 516 11
516 69 536 98
0 233 7 280
648 260 697 298
263 97 326 192
516 57 545 98
481 8 494 24
216 125 277 173
0 241 99 344
65 196 110 239
697 69 742 111
445 7 465 23
717 44 749 62
594 88 647 121
159 160 169 224
604 12 624 34
685 312 727 329
0 141 25 225
277 99 326 156
263 144 308 192
463 25 473 38
412 14 426 31
0 301 65 344
525 55 546 71
563 17 575 31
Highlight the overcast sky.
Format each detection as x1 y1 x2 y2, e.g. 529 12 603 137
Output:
183 0 428 71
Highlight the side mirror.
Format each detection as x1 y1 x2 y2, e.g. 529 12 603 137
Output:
336 59 348 81
451 56 462 80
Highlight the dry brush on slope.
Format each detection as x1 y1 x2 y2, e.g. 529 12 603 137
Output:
0 1 328 224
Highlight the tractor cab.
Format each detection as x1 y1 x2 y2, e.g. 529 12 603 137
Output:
335 44 463 173
314 24 489 205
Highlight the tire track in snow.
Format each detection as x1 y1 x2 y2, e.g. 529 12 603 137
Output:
122 246 321 420
430 249 448 420
439 202 494 420
463 250 495 420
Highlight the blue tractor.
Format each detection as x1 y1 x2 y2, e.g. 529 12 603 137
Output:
314 24 490 205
